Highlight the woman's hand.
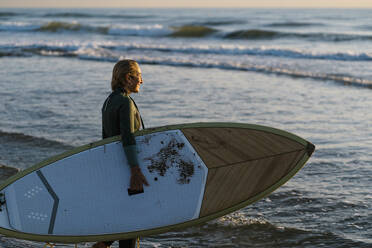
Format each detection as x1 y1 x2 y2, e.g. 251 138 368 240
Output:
129 165 149 192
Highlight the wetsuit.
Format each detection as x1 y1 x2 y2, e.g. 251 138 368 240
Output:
101 87 143 248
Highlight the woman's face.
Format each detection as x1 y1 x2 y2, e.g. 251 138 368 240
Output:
126 65 143 93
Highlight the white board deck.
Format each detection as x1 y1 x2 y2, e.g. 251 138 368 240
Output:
1 130 208 236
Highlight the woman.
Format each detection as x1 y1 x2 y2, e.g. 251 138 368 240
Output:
93 59 149 248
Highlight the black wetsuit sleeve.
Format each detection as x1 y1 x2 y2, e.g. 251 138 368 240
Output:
119 97 139 167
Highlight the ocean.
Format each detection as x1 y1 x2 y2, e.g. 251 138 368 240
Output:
0 8 372 248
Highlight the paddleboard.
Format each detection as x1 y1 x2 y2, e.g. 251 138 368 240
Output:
0 122 315 243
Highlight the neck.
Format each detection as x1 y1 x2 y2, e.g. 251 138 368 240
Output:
116 87 130 95
123 86 132 95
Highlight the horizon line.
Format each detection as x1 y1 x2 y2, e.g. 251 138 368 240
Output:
2 6 372 9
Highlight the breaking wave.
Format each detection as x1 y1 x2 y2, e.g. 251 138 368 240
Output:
169 25 218 37
0 21 168 36
37 21 109 34
2 21 372 42
1 43 371 88
265 22 323 27
2 43 372 62
42 12 154 19
130 57 372 89
225 29 279 39
0 12 19 17
224 29 372 41
193 20 246 26
43 13 92 18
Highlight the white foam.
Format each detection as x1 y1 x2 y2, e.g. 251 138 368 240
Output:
108 24 171 37
0 22 39 31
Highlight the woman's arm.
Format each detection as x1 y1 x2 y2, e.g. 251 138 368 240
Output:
119 97 149 191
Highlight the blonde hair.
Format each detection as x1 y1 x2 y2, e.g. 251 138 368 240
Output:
111 59 139 91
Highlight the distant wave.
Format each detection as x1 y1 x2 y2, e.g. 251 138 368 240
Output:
107 14 155 19
193 20 246 26
224 29 372 41
1 12 154 20
36 21 165 36
0 130 74 149
292 32 372 42
2 43 372 62
42 12 154 19
0 44 79 57
0 12 18 17
37 21 109 34
169 25 218 37
2 21 372 42
43 13 92 18
132 57 372 89
108 44 372 61
85 53 372 89
225 29 278 39
265 22 323 27
108 24 169 37
1 44 371 88
0 22 38 32
0 21 169 36
358 25 372 31
0 50 27 57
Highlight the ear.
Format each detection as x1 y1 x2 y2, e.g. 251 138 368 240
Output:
124 73 131 83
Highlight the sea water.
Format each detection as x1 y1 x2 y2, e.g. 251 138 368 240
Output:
0 8 372 247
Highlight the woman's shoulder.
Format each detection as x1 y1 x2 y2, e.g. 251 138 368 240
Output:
110 93 134 110
111 91 130 102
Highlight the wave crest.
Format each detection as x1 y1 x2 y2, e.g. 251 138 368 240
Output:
42 12 154 19
0 12 18 17
224 29 372 41
1 43 371 88
37 21 109 34
131 57 372 89
195 20 246 26
4 43 372 62
38 21 81 32
225 29 278 39
170 25 217 38
265 22 322 27
43 13 91 18
2 21 372 42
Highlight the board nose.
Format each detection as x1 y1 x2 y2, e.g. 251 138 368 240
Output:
306 142 315 157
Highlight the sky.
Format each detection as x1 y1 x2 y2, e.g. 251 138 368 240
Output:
1 0 372 8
